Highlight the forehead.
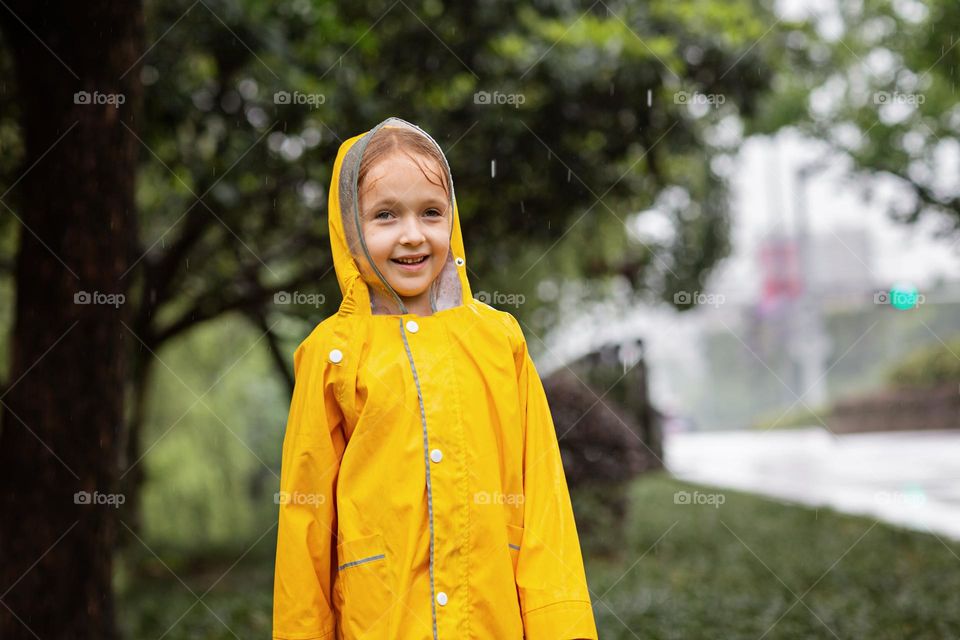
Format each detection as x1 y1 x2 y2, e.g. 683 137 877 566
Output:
361 151 448 203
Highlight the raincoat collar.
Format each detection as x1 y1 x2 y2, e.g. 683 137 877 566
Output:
328 116 472 317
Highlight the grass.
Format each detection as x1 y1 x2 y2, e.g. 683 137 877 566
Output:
586 473 960 639
117 473 960 638
750 404 832 430
116 534 276 639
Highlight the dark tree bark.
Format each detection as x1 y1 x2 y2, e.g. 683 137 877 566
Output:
0 2 143 638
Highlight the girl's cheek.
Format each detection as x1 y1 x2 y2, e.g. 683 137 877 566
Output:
365 232 391 264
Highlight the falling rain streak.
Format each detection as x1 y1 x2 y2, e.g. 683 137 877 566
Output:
491 159 496 178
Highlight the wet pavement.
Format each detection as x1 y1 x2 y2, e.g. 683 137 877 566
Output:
664 427 960 541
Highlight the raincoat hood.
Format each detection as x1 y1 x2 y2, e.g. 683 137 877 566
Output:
328 116 472 315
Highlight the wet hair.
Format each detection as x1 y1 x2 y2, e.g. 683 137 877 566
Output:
356 126 451 211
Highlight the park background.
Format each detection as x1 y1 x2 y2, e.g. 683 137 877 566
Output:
1 0 959 638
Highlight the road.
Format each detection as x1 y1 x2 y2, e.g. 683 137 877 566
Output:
664 427 960 541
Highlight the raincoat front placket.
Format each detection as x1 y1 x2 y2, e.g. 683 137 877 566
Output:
399 313 470 639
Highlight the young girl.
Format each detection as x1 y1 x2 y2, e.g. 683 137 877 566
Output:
273 116 598 640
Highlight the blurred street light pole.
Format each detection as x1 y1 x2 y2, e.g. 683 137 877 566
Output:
791 161 833 408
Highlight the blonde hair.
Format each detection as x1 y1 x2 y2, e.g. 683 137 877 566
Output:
357 126 451 207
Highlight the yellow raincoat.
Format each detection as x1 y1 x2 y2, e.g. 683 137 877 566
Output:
273 117 598 640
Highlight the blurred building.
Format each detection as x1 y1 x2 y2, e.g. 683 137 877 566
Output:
690 226 960 431
806 228 875 309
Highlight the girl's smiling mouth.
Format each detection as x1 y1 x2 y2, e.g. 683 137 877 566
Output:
391 254 430 271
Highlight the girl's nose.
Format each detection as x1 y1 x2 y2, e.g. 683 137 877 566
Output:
399 216 426 245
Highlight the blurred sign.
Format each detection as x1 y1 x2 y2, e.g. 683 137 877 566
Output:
758 236 802 314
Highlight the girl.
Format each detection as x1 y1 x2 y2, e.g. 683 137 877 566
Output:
273 116 598 640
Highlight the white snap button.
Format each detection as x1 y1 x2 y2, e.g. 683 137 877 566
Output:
455 256 464 266
430 449 443 463
328 349 343 364
405 320 419 333
436 591 448 606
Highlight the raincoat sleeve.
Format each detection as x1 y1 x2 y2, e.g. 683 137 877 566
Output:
509 315 599 640
273 337 345 640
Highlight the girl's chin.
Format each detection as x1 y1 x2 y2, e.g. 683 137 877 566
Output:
389 285 429 298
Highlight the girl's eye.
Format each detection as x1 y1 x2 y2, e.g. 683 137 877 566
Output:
424 208 442 217
374 210 393 220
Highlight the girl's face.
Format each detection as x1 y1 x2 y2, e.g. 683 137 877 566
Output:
358 150 451 315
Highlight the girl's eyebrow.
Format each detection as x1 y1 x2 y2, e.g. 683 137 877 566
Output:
365 195 448 210
365 198 396 210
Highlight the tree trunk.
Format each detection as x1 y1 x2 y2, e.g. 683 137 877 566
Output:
0 2 142 638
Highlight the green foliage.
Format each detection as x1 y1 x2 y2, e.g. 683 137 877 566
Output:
116 538 275 639
138 314 288 549
1 0 814 350
886 334 960 388
571 483 633 559
785 0 960 230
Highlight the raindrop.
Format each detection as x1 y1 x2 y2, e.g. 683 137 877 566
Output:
491 159 496 178
647 89 652 107
567 169 572 182
520 201 525 213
